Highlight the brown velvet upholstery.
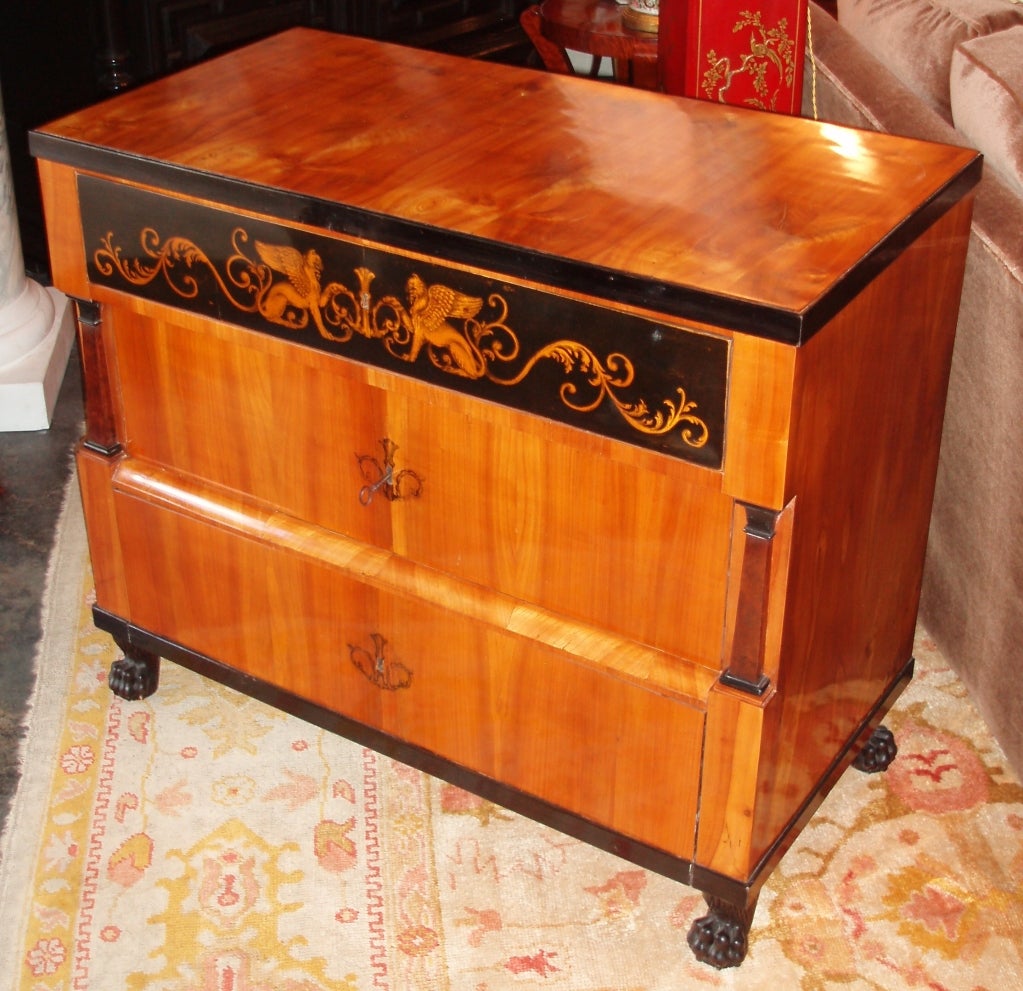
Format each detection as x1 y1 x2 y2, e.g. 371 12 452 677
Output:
803 3 1023 780
837 0 1023 119
951 26 1023 193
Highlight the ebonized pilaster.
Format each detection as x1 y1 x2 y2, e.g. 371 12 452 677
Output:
721 503 780 695
72 299 122 457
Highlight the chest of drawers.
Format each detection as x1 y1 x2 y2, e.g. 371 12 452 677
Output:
31 29 979 968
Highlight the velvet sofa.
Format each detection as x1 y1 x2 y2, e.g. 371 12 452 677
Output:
801 0 1023 779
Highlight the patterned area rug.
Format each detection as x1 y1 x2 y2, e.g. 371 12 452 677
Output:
2 480 1022 991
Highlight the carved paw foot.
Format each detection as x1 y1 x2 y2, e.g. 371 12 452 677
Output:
108 643 160 700
853 724 898 773
686 899 751 969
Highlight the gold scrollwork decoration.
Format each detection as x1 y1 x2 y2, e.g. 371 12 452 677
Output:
93 227 710 449
487 341 709 448
95 227 237 301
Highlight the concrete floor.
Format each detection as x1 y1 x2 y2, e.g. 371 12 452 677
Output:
0 349 83 837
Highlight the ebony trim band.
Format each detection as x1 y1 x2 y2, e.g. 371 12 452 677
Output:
29 131 982 346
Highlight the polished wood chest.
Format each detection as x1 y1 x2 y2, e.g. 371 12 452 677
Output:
31 29 979 967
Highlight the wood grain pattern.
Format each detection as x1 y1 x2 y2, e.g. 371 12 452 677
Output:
722 334 796 508
102 293 734 666
107 462 707 859
695 196 975 880
695 683 777 879
75 447 130 618
34 160 87 299
32 28 978 322
111 457 719 702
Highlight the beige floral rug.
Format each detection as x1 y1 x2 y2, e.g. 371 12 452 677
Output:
1 479 1022 990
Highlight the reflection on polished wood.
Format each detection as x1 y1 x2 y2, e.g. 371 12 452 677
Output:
521 0 658 88
33 30 978 323
32 30 979 968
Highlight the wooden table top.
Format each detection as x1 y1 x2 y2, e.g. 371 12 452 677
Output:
33 28 979 338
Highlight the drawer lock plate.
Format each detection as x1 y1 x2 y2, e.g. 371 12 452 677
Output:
357 439 423 505
349 633 413 691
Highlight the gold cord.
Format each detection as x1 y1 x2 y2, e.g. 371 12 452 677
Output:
807 3 819 120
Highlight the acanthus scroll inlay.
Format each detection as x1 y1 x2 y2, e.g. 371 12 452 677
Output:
93 227 711 450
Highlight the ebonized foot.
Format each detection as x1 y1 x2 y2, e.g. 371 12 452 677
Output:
852 723 898 773
108 640 160 700
686 895 756 969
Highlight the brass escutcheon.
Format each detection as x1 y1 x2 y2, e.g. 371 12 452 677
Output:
356 438 423 505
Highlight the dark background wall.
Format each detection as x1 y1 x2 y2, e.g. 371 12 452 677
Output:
1 1 103 279
1 0 530 281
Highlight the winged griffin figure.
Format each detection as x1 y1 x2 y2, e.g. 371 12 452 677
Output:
254 241 337 338
401 274 487 378
253 243 489 377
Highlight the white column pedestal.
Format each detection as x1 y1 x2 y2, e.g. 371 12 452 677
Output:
1 78 74 432
0 283 75 432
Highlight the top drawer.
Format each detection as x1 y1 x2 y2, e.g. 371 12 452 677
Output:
80 176 730 469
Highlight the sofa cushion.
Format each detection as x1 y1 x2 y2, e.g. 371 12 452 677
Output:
838 0 1023 119
951 26 1023 193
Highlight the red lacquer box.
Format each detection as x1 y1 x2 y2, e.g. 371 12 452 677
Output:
662 0 809 113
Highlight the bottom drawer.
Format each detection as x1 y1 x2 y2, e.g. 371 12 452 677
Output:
108 469 707 861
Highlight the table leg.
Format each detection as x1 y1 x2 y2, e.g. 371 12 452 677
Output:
520 5 573 74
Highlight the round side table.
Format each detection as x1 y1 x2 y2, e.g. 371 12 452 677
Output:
521 0 659 89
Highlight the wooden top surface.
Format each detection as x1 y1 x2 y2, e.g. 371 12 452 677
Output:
33 28 979 333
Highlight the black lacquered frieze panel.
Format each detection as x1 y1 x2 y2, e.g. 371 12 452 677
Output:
80 175 729 467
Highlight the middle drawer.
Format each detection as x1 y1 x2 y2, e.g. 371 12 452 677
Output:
110 302 733 666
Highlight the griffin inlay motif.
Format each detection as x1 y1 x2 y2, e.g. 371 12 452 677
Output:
93 227 711 450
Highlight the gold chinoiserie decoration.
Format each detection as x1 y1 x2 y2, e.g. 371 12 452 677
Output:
702 11 797 111
93 227 710 449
